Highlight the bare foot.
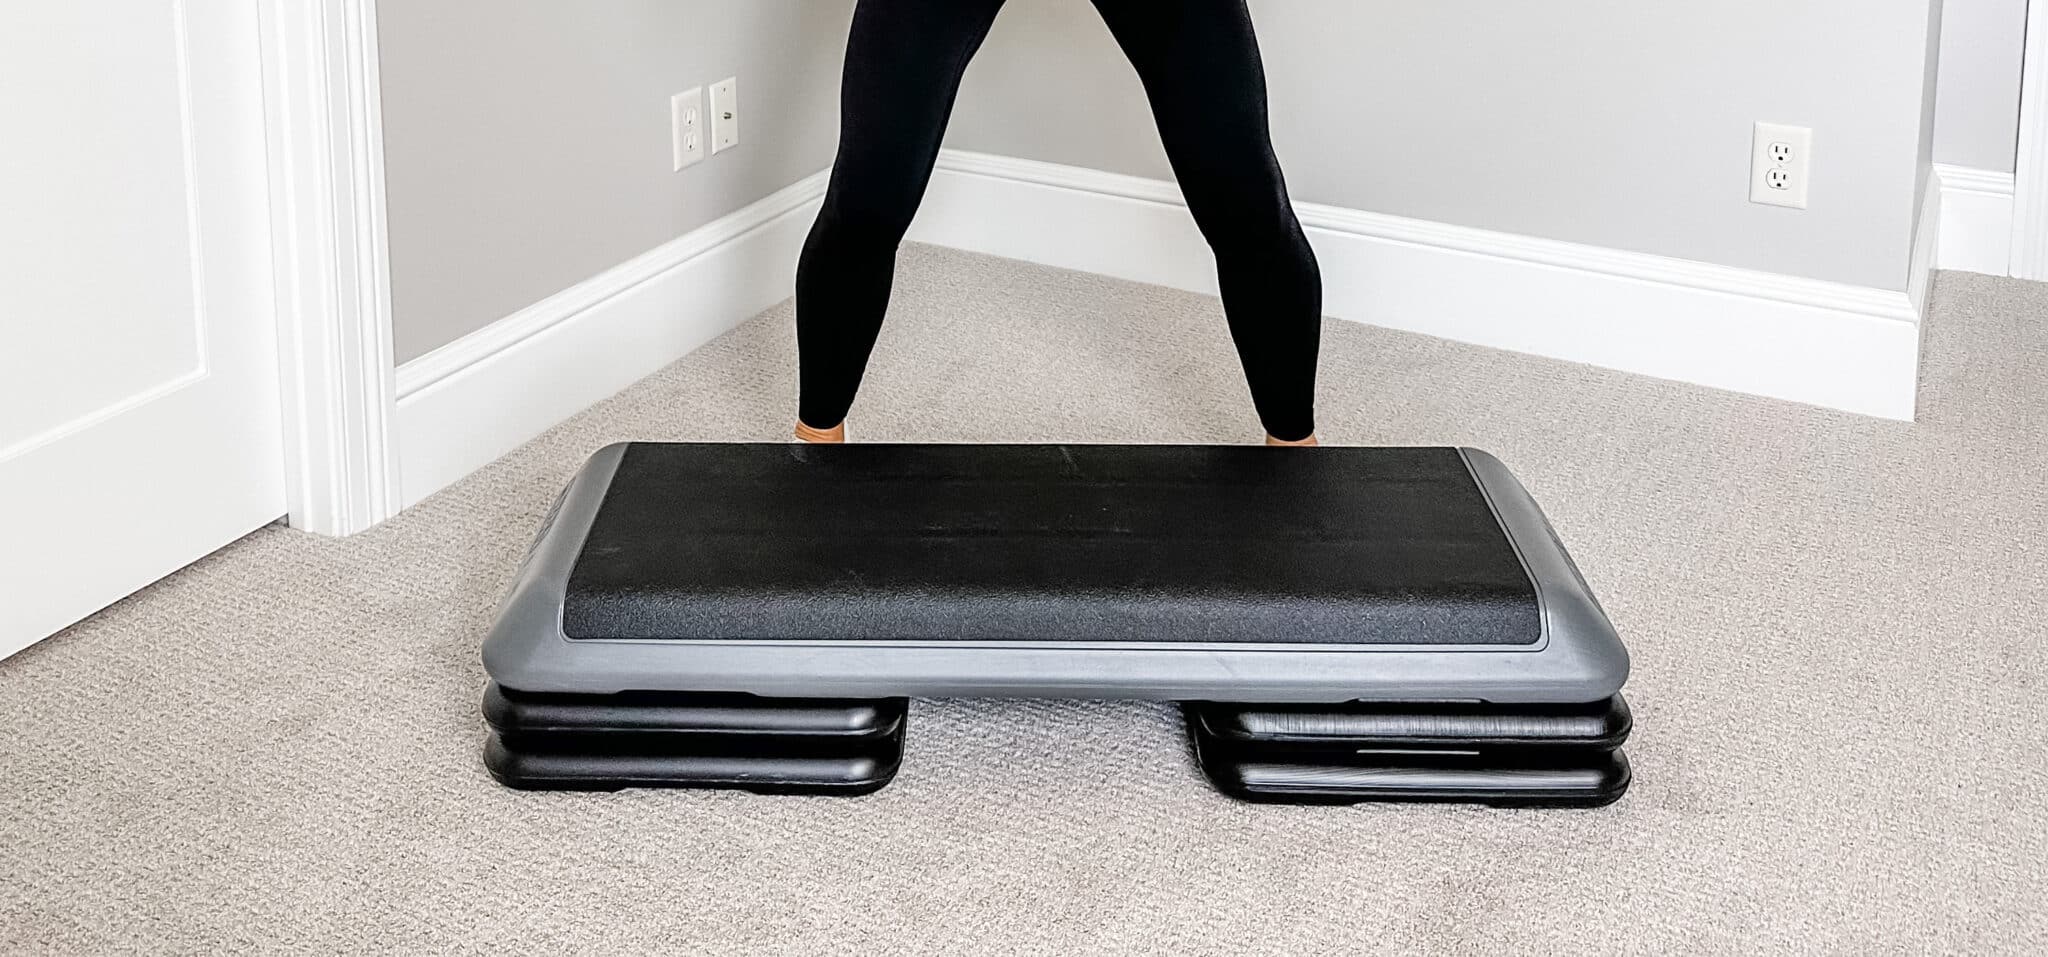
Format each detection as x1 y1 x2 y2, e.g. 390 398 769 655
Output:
795 420 847 444
1265 433 1320 447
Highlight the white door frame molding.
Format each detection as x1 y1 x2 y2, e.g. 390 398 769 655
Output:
257 0 400 536
2012 0 2048 280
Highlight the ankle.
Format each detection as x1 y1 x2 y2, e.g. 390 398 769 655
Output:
795 420 846 444
1265 432 1319 447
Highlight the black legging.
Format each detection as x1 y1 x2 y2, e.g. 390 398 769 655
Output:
796 0 1323 442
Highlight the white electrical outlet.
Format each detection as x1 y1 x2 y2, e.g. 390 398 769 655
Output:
710 77 739 154
672 87 705 171
1750 122 1812 209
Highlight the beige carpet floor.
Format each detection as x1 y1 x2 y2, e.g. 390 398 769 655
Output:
3 246 2045 954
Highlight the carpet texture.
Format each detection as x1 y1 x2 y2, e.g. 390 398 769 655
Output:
3 246 2044 954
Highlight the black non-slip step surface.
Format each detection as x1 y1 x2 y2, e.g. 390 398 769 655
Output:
562 444 1540 646
482 683 906 741
483 734 904 795
1183 696 1632 753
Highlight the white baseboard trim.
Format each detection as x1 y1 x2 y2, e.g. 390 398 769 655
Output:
391 151 1945 507
391 171 828 507
912 149 1923 421
1935 163 2017 277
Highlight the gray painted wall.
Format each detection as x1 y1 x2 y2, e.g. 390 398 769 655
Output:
380 0 1957 361
379 0 853 363
1934 0 2029 171
947 0 1942 292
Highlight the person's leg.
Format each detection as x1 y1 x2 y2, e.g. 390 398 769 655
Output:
795 0 1010 441
1090 0 1323 444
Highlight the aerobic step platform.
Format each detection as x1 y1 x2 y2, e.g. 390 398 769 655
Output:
480 442 1632 803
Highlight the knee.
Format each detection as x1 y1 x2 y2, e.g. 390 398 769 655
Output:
1203 202 1316 273
1183 179 1303 248
815 187 921 250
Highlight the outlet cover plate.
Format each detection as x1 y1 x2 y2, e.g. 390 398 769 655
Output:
1751 122 1812 209
673 87 705 171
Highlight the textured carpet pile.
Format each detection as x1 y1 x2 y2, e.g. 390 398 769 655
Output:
3 247 2044 953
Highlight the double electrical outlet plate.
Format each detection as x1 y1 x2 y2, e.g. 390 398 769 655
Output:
673 78 739 172
1750 121 1812 209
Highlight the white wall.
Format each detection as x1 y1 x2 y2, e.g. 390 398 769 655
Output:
1935 0 2030 172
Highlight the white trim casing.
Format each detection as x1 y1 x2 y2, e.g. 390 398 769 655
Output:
1908 163 1943 321
257 0 401 536
911 150 1925 421
1936 164 2019 276
2013 0 2048 281
392 172 829 508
